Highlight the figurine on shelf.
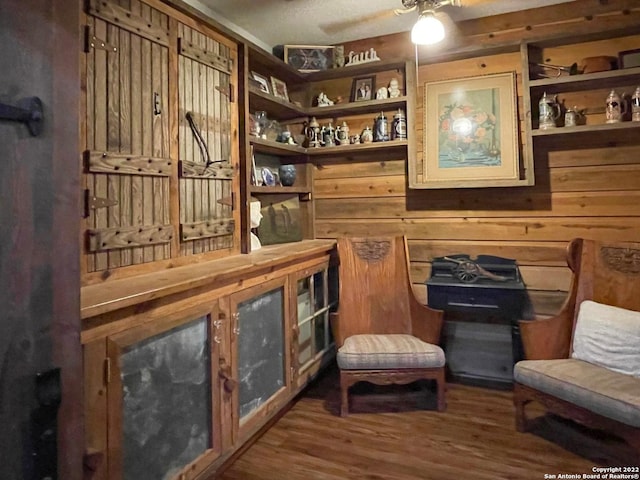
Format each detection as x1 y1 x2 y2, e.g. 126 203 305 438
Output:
305 116 321 148
249 196 263 251
388 78 401 98
376 87 388 100
317 92 334 107
361 126 373 143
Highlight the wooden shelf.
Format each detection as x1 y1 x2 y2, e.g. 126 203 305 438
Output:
304 60 409 81
249 89 306 120
529 66 640 93
307 97 409 118
250 137 306 155
249 88 408 120
248 45 306 86
531 121 640 137
249 185 310 195
306 139 408 156
251 136 408 155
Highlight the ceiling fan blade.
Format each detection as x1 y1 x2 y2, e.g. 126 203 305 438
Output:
319 10 397 35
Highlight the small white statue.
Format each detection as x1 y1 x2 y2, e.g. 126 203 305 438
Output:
249 197 263 251
376 87 388 100
388 78 401 98
317 92 334 107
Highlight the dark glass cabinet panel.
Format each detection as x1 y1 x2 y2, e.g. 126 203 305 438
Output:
120 317 211 480
237 287 286 418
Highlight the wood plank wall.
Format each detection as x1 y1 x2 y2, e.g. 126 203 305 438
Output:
314 34 640 316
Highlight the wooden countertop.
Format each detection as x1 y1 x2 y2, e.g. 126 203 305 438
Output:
81 240 336 319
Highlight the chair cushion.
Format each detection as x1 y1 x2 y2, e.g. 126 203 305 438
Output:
572 300 640 377
514 358 640 427
337 334 445 370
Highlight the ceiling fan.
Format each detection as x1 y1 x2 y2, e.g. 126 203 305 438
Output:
394 0 462 17
397 0 463 44
320 0 492 44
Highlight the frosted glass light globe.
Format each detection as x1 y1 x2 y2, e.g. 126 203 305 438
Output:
411 14 445 45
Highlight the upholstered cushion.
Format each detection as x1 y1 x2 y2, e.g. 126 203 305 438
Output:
572 300 640 377
514 358 640 427
337 334 445 370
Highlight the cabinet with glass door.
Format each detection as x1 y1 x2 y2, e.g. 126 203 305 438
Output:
290 261 338 389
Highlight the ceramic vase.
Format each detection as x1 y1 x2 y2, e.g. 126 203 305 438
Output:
278 164 297 186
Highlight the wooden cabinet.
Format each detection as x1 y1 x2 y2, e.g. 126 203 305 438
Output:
82 241 335 479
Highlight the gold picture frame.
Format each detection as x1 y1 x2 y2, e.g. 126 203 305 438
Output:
270 76 289 101
421 72 521 189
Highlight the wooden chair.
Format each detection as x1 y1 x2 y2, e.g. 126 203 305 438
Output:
331 236 446 416
514 238 640 454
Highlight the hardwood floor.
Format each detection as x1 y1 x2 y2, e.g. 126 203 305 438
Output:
219 366 637 479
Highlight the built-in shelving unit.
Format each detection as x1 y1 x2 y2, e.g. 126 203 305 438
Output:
245 48 416 250
521 40 640 160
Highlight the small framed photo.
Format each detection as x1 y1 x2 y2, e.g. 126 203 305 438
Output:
351 76 376 102
284 45 334 73
618 48 640 69
270 77 289 101
251 71 271 94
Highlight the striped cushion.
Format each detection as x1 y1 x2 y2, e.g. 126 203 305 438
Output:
514 358 640 427
337 334 445 370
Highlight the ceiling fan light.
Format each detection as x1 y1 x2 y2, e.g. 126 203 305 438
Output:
411 13 445 45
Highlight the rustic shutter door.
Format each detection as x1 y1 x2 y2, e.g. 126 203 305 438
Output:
85 0 172 272
178 23 235 256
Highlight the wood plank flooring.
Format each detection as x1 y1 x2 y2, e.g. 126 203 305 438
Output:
218 366 637 479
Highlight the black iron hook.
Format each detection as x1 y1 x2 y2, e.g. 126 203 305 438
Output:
0 96 44 136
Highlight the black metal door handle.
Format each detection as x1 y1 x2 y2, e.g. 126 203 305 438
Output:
0 96 44 136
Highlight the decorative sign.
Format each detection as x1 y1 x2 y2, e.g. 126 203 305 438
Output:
345 48 381 67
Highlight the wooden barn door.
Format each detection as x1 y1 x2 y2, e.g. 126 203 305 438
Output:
84 0 173 273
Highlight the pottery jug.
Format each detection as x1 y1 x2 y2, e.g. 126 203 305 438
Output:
632 86 640 122
278 164 297 186
374 112 389 142
538 92 561 129
392 109 407 140
335 121 349 145
255 110 269 138
605 89 627 124
321 122 336 147
361 126 373 143
305 116 321 148
564 107 578 127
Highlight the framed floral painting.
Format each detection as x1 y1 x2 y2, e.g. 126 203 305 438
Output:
422 72 520 188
